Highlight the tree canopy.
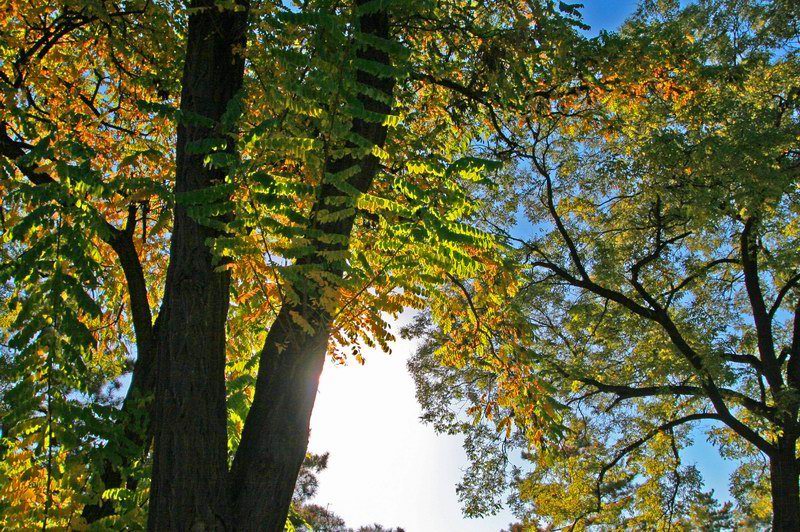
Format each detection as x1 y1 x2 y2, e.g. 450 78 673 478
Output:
409 0 800 529
1 0 799 529
0 0 582 528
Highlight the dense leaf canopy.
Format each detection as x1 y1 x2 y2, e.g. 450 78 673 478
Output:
410 0 800 528
0 0 585 527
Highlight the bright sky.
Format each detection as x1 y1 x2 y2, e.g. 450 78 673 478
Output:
308 328 516 530
306 2 735 530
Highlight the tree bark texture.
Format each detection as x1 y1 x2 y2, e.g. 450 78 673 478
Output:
771 441 800 531
147 0 248 529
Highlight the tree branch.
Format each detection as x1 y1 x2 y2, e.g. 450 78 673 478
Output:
572 375 775 422
540 170 590 281
720 351 764 372
788 298 800 398
769 271 800 320
663 257 738 308
524 185 772 454
1 125 154 353
2 123 160 521
741 217 782 388
593 413 724 520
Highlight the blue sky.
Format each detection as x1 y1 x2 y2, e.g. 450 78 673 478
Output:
582 0 639 35
306 2 736 530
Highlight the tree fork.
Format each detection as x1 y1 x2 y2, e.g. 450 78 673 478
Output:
0 124 164 525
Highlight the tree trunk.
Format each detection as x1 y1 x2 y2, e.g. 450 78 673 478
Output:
147 0 248 529
227 307 332 530
227 3 394 528
770 443 800 531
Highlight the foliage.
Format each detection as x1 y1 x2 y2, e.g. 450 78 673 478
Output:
0 1 178 526
0 0 585 527
409 0 800 528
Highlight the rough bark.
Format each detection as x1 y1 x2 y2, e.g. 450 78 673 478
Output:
147 0 248 529
228 308 332 530
227 3 394 529
770 443 800 531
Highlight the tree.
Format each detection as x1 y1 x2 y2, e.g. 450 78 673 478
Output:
1 1 180 526
409 0 800 528
1 0 581 528
145 0 250 527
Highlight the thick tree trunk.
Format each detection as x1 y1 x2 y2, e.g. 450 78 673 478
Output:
770 444 800 531
227 308 332 530
227 4 394 529
147 1 248 529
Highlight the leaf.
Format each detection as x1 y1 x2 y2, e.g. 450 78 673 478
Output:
289 311 315 336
